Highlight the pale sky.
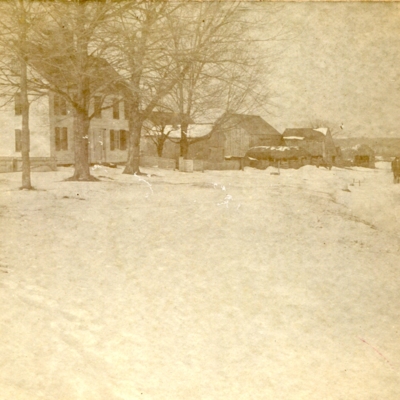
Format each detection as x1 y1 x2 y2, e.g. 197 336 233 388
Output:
251 2 400 138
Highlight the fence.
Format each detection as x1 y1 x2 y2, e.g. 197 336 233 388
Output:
0 157 57 173
139 156 242 172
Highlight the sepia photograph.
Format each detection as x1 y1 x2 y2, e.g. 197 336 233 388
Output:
0 0 399 398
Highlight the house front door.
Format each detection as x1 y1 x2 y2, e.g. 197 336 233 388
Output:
90 129 106 164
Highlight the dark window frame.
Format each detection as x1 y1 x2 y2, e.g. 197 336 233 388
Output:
120 129 127 150
110 129 128 151
110 129 116 151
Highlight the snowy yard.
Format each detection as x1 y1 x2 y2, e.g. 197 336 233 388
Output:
0 163 399 400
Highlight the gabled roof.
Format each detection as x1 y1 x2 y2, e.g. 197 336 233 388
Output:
313 127 329 135
213 113 281 137
150 123 213 138
342 144 375 157
148 112 195 127
283 128 330 141
30 49 128 95
29 24 129 95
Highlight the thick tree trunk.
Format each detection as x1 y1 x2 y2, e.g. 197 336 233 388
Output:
19 0 32 190
123 114 143 175
68 108 95 181
20 57 32 189
67 20 96 182
156 136 167 158
157 144 162 158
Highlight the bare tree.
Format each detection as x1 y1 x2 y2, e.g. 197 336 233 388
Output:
164 2 237 158
0 0 286 181
145 123 174 158
141 110 180 158
26 0 125 181
163 2 277 159
104 1 192 175
143 111 196 157
0 0 44 189
18 0 31 188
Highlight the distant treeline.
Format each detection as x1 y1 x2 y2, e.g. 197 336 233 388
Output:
335 138 400 159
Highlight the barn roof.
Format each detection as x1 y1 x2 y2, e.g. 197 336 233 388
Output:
151 123 213 139
341 144 375 157
313 127 329 135
148 112 195 127
213 113 282 137
283 128 330 141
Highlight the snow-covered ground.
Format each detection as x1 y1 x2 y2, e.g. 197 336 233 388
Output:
0 163 399 400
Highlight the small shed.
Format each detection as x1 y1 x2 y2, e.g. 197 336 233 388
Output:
341 144 375 168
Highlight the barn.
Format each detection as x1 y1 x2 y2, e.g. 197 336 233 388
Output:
282 127 337 166
207 113 283 163
140 113 283 170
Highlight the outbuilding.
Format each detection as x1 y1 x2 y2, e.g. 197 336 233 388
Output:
282 127 337 166
340 144 375 168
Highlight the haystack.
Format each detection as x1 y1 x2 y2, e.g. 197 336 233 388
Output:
246 146 310 161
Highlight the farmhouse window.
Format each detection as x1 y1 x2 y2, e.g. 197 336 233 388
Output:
15 93 22 116
113 99 120 119
15 129 22 152
110 129 128 151
54 95 67 116
120 130 128 150
55 127 68 151
94 96 102 118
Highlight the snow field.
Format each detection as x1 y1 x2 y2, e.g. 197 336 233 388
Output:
0 164 399 400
